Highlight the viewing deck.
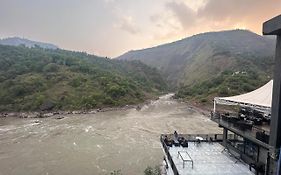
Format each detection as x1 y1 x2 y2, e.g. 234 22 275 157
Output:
160 134 254 175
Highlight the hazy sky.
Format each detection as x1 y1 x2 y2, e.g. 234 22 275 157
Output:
0 0 280 57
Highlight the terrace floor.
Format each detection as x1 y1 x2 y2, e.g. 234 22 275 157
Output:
165 142 254 175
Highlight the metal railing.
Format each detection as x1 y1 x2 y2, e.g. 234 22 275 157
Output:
162 133 226 142
160 133 237 174
160 135 179 175
211 113 270 146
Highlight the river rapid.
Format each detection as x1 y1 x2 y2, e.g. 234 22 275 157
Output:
0 94 221 175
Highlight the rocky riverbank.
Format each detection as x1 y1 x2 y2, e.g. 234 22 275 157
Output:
0 105 134 118
0 98 158 119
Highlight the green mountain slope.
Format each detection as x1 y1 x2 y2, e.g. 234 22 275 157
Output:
175 67 273 105
0 45 167 112
117 30 275 88
117 30 275 104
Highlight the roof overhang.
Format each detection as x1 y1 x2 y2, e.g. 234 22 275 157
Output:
214 80 273 113
263 15 281 35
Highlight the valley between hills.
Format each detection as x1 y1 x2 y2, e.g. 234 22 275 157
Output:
0 29 275 113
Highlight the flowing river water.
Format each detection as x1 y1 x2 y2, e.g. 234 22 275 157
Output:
0 94 221 175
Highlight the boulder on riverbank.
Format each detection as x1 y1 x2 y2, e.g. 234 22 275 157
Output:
55 116 64 120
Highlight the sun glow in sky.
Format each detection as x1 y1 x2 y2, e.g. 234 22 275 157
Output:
0 0 280 57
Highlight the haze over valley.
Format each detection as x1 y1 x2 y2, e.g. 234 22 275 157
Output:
0 29 276 174
0 0 280 175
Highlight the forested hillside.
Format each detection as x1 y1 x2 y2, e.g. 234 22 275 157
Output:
117 30 275 105
175 43 274 104
0 45 167 112
117 30 275 87
175 68 273 105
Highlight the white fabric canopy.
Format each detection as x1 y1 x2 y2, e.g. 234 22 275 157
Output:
214 80 273 112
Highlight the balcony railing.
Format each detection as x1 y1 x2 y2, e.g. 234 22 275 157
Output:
211 113 270 148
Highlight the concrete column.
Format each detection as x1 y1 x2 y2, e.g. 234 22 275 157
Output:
263 14 281 175
223 128 228 146
269 35 281 148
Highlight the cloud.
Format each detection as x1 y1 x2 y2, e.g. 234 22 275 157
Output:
198 0 279 19
197 0 281 31
165 1 196 29
145 0 281 53
1 0 280 57
103 0 117 4
152 0 281 40
148 0 203 42
115 16 140 34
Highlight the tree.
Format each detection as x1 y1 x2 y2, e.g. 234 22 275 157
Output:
144 166 160 175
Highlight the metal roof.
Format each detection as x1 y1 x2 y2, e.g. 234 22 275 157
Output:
214 80 273 112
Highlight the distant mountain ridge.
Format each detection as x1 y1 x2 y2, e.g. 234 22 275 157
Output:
117 30 276 87
0 37 59 49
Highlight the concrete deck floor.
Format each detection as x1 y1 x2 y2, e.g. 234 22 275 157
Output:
165 143 254 175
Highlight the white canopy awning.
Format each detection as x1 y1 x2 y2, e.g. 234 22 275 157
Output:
214 80 273 112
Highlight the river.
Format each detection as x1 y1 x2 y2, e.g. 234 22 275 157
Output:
0 94 221 175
